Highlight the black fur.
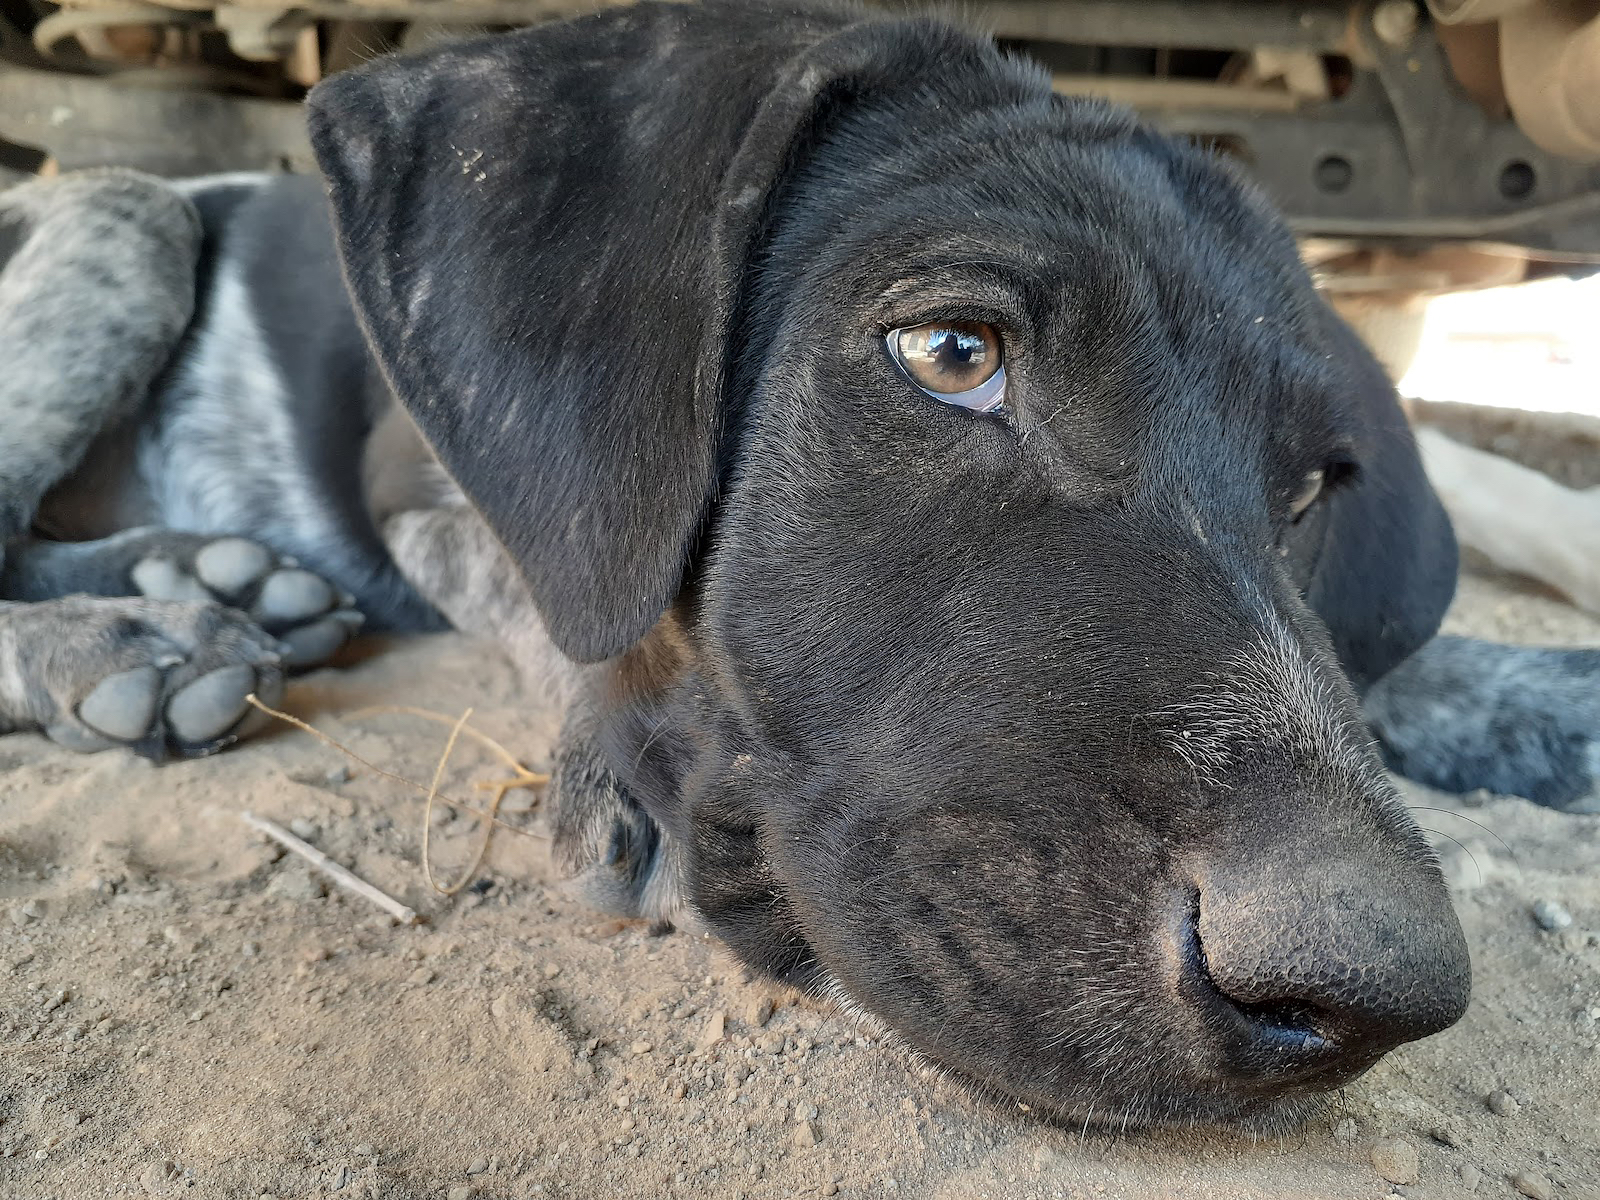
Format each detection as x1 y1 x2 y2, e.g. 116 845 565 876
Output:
308 1 1470 1128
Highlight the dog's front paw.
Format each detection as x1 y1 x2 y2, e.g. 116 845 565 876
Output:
130 536 363 668
7 596 288 760
545 740 682 921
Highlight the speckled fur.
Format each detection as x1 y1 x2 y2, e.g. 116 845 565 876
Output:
1367 635 1600 812
0 171 199 552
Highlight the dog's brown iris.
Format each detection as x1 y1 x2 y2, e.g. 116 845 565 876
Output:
890 321 1004 408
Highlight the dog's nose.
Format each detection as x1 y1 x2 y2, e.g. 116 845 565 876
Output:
1178 847 1470 1086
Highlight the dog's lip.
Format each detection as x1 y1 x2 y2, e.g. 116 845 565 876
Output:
913 1041 1349 1133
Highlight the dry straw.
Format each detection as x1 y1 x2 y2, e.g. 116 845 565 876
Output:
243 694 549 902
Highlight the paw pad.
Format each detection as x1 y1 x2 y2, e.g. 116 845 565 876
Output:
77 665 162 741
252 568 336 626
132 537 362 670
193 537 273 594
278 611 364 668
166 663 257 745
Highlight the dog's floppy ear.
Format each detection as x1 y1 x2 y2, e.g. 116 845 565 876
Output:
306 5 956 662
1298 309 1458 691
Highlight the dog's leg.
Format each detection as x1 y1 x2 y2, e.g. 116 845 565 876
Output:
0 594 287 758
379 502 575 700
2 529 364 668
1416 426 1600 614
0 171 200 551
1365 634 1600 812
381 502 682 916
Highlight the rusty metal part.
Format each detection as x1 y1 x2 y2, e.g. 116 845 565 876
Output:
25 0 1356 52
1499 0 1600 161
1436 19 1509 114
1372 0 1422 47
969 1 1354 50
214 5 314 61
1305 242 1530 292
32 2 205 61
1427 0 1536 21
0 65 312 174
1052 76 1303 113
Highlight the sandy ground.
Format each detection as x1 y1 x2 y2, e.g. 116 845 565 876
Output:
1 563 1598 1200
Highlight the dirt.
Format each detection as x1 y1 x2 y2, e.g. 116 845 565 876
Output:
2 569 1598 1200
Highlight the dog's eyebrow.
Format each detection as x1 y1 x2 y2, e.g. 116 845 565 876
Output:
874 262 1040 318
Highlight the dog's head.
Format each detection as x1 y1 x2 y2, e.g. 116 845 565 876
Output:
309 1 1468 1129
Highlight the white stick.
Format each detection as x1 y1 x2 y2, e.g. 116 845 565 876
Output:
242 811 419 925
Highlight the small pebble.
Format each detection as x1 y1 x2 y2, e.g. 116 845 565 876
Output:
793 1120 819 1148
631 1040 654 1055
1512 1170 1554 1200
446 1187 473 1200
1532 900 1574 932
701 1011 727 1048
140 1159 180 1194
288 817 320 841
1333 1117 1359 1141
1429 1125 1462 1148
746 996 775 1028
265 865 325 903
1459 1164 1482 1191
822 1185 839 1197
1369 1136 1419 1185
325 765 352 785
10 901 43 926
465 1157 489 1175
1487 1089 1520 1117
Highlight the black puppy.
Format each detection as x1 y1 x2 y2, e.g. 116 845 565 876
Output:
318 1 1474 1129
0 0 1523 1129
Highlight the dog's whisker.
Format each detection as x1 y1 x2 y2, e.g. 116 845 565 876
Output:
1405 804 1517 860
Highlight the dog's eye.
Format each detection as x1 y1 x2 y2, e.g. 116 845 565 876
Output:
1289 469 1326 521
887 321 1006 412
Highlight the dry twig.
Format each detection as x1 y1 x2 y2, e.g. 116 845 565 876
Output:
242 693 551 900
241 810 419 925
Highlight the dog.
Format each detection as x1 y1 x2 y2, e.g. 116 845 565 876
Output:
3 0 1594 1130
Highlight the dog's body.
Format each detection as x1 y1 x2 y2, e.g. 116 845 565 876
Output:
1 0 1595 1129
0 170 575 754
17 173 429 621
